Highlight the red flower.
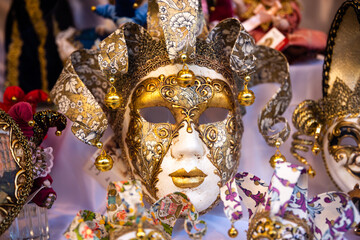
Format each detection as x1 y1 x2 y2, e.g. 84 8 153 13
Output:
116 210 127 220
0 86 48 113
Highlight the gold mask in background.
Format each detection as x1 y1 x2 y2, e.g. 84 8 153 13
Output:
291 0 360 191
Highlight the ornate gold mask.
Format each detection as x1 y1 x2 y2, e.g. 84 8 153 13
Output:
50 0 291 215
125 71 241 212
291 0 360 191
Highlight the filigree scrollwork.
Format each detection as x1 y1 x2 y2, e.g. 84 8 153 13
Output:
0 110 32 235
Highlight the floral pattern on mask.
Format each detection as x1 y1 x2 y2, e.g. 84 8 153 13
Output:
64 180 206 240
220 162 360 240
50 50 109 146
154 0 200 60
126 74 241 199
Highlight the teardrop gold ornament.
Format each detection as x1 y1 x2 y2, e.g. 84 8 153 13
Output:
228 225 238 238
105 86 122 109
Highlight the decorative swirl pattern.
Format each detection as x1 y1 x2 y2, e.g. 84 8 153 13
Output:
0 110 32 235
253 46 291 147
290 132 314 166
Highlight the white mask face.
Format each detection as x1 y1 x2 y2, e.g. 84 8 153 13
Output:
124 65 242 212
157 121 221 212
322 117 360 191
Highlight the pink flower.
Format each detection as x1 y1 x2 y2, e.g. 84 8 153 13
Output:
116 210 127 220
81 225 93 239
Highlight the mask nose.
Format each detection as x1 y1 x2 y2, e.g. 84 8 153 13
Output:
171 121 205 160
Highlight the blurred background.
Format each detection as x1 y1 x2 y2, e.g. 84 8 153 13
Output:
0 0 346 95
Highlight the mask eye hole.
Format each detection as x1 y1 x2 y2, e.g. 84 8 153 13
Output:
199 107 229 124
339 136 358 147
139 107 176 124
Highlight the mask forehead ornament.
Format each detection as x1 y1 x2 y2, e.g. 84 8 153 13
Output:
50 0 291 213
291 0 360 191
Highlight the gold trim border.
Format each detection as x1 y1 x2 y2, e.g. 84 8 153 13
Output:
0 110 33 235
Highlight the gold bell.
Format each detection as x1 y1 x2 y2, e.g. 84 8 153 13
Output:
95 150 113 171
269 141 286 168
176 68 196 87
55 130 62 136
238 86 255 106
28 120 35 127
238 75 255 106
228 225 238 238
136 227 146 239
269 151 286 168
176 53 196 87
105 86 122 109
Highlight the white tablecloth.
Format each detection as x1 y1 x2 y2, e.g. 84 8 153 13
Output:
43 59 358 239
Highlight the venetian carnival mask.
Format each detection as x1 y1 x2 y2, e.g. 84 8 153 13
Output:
292 0 360 192
125 65 241 212
50 0 291 213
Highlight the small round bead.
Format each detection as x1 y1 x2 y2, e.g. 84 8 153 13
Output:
96 142 103 149
180 53 187 61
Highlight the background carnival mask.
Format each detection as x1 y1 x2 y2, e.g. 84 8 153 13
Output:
292 0 360 192
50 0 291 213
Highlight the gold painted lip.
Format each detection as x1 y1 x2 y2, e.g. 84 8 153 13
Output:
169 168 207 189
